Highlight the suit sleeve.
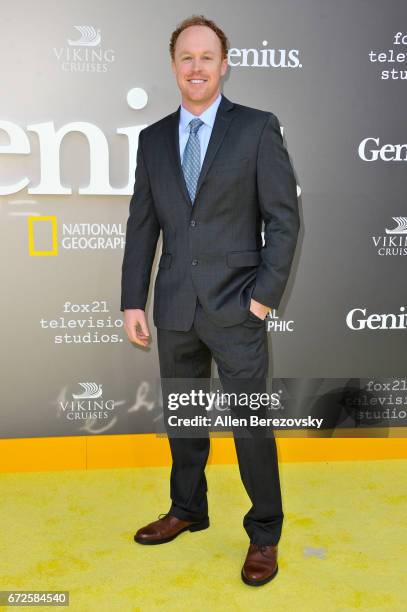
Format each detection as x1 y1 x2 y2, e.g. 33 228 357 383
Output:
251 113 300 310
120 129 161 311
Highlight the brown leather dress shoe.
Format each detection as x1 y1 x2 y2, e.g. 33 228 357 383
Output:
241 543 279 586
134 513 209 545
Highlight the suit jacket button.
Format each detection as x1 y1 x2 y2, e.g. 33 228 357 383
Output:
191 259 198 266
190 220 196 227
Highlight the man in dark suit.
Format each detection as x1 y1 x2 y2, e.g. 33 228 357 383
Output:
121 15 300 587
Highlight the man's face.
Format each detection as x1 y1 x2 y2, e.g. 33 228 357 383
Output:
171 25 228 108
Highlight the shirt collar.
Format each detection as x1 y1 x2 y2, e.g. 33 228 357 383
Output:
179 92 222 132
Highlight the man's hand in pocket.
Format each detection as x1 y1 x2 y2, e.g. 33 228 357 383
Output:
249 298 270 321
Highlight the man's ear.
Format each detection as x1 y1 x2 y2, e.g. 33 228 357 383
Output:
221 57 229 76
171 60 176 75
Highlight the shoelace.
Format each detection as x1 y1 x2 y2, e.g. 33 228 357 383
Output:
157 512 171 520
252 544 276 559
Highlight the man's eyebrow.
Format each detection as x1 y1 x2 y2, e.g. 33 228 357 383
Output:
179 50 215 55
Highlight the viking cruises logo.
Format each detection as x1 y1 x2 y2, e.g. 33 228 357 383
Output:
68 26 101 47
73 382 103 399
53 25 115 72
371 216 407 256
386 217 407 234
58 382 115 422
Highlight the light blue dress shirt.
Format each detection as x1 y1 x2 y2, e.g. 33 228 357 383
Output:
179 92 222 169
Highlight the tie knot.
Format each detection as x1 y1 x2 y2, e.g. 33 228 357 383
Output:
189 118 204 135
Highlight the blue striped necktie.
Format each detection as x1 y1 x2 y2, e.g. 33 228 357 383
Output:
182 117 204 204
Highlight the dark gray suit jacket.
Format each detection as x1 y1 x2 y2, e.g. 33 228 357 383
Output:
120 93 300 331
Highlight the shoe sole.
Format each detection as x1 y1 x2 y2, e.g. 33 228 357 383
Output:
241 564 278 587
134 517 210 545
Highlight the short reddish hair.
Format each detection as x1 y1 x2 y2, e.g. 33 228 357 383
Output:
169 15 229 60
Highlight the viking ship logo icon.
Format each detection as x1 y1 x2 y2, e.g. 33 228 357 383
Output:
68 26 101 47
72 382 103 399
385 217 407 235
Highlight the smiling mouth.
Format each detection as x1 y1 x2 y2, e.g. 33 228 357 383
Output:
188 79 207 84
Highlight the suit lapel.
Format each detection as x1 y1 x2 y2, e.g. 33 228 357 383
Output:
167 93 235 208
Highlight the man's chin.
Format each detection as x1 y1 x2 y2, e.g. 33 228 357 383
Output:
183 90 213 105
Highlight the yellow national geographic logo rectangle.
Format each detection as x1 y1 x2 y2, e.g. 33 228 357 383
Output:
28 216 58 256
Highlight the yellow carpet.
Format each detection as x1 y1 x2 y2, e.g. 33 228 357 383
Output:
0 460 406 611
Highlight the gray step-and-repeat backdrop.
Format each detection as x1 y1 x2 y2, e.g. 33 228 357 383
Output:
1 1 406 439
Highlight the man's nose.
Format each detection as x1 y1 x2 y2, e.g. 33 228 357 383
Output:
190 58 203 72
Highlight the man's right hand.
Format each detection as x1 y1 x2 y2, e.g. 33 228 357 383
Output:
123 309 151 347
